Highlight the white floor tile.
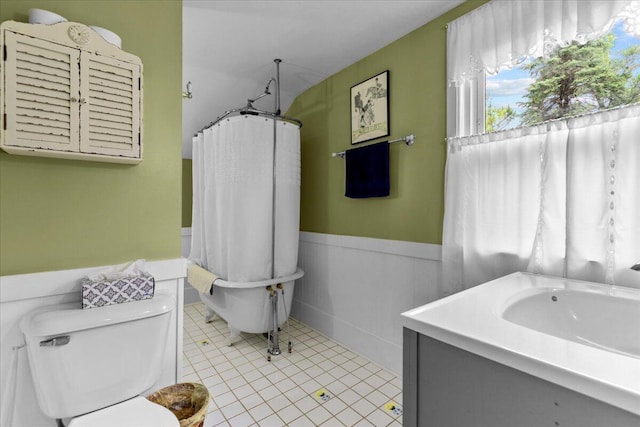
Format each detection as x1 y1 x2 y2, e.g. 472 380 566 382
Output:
182 303 402 427
284 386 309 406
306 405 332 425
239 394 264 411
287 415 315 427
351 398 376 418
227 411 254 427
353 419 375 427
351 381 375 398
248 402 274 422
249 376 271 392
338 373 361 388
335 407 363 426
277 404 303 424
209 382 231 397
352 366 372 380
226 375 248 390
313 372 335 387
363 374 387 389
294 395 319 413
325 380 348 397
378 382 401 399
266 395 290 412
241 369 263 383
213 391 237 409
365 408 394 426
256 414 285 427
258 385 281 402
298 379 322 394
289 371 312 386
274 377 296 393
337 389 361 406
231 383 254 400
364 389 389 407
203 410 225 427
220 401 244 420
323 395 348 415
182 373 200 382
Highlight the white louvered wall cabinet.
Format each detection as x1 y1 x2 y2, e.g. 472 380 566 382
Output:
0 21 143 164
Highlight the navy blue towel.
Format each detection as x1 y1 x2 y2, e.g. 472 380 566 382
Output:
345 141 390 198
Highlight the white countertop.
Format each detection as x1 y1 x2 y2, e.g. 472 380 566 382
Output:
401 272 640 415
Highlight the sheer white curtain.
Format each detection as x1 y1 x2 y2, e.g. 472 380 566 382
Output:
443 105 640 294
442 0 640 294
447 0 639 137
190 115 300 282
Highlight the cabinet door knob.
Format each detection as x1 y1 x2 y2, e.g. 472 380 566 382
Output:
79 98 87 105
70 97 78 103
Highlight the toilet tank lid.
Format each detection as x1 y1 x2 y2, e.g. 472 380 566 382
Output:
21 294 175 338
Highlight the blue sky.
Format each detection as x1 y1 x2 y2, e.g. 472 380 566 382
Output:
486 20 640 128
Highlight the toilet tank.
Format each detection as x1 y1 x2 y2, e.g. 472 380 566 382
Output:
20 293 175 419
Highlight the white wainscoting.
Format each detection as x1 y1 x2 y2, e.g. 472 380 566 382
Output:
0 258 185 427
293 232 443 376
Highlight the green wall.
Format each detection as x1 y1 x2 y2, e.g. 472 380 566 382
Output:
182 159 192 228
0 1 182 275
287 1 486 244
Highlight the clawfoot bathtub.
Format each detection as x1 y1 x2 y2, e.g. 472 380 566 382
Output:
198 268 304 345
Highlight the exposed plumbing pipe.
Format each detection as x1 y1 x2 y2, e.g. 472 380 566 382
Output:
244 77 275 110
267 286 281 360
278 283 292 353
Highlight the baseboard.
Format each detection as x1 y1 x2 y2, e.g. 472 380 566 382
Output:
292 299 402 376
184 285 200 305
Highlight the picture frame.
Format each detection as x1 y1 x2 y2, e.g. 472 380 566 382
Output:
350 70 389 145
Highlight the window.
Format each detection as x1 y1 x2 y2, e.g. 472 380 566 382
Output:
486 19 640 132
442 1 640 294
446 0 640 138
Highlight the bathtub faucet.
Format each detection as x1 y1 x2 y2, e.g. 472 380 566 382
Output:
631 263 640 271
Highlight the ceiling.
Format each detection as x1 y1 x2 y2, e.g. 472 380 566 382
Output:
182 0 464 156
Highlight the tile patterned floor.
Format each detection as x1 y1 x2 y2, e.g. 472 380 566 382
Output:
182 303 403 427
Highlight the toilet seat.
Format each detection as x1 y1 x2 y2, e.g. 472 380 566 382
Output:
67 396 179 427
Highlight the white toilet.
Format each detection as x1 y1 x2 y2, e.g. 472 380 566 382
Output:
20 293 180 427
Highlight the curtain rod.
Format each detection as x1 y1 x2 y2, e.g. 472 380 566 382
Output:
195 107 302 135
446 101 640 144
331 134 415 158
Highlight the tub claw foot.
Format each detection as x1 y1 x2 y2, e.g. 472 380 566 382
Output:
227 326 241 346
204 306 217 323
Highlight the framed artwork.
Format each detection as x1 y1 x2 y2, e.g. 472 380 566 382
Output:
350 70 389 145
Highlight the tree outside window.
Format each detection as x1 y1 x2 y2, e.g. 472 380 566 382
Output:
486 20 640 132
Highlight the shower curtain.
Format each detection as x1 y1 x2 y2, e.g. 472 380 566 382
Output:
190 115 300 282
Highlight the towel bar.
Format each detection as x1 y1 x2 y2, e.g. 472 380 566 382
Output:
332 134 415 158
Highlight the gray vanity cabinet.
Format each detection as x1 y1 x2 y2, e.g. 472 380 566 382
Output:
403 328 639 427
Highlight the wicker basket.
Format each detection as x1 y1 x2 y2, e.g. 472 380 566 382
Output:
147 383 209 427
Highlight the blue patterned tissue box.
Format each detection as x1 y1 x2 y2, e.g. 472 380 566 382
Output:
81 273 155 309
